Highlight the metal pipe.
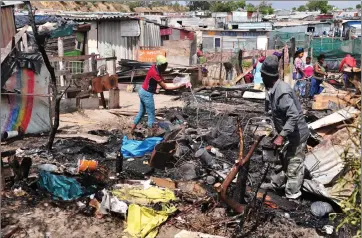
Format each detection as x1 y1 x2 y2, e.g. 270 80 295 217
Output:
2 131 19 140
214 135 264 213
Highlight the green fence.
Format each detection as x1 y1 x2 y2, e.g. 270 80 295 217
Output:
269 31 310 50
310 38 361 59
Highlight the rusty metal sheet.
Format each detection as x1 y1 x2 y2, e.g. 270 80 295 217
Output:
92 76 103 93
1 6 16 48
102 74 118 90
138 49 166 63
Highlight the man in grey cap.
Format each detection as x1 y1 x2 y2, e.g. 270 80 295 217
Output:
261 55 310 200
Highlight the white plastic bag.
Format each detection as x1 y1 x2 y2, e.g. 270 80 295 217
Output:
173 74 190 86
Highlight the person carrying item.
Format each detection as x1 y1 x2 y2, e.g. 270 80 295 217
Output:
131 55 190 135
253 56 266 90
260 55 310 200
293 47 306 80
339 54 357 88
310 54 327 97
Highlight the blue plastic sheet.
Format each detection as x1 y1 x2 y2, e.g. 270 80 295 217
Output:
121 136 163 158
38 171 84 201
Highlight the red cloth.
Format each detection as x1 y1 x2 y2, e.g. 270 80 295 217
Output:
339 56 356 72
197 49 203 57
142 65 163 93
244 73 253 84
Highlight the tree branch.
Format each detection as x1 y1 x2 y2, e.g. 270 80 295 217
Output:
25 1 59 151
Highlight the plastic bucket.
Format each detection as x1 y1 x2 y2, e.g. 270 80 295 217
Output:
78 159 98 172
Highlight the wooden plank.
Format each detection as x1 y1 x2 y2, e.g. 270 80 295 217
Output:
96 56 117 61
1 25 29 64
49 54 99 62
308 107 359 130
56 133 108 144
71 71 97 79
232 66 254 85
54 70 71 77
108 88 120 109
312 93 358 110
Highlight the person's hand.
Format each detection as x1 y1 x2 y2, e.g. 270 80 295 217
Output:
273 135 284 147
185 82 192 88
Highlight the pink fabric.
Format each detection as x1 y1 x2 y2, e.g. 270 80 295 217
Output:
293 58 305 73
304 65 314 77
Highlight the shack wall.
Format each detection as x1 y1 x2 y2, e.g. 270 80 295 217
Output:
1 66 51 134
1 6 16 48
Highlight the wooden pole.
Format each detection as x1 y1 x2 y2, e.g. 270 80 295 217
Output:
91 53 106 109
22 32 28 52
112 50 116 75
198 64 202 82
58 37 65 87
26 1 59 151
219 36 223 81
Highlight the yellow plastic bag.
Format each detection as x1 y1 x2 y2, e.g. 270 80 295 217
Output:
113 186 177 205
126 204 177 238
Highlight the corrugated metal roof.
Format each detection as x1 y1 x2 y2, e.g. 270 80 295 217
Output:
1 1 23 7
229 22 273 31
273 21 330 27
62 14 137 21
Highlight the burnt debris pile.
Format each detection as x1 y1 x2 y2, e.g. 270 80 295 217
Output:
1 81 360 237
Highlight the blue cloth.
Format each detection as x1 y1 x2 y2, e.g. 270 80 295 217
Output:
38 171 83 201
226 70 233 81
254 62 263 84
121 136 163 158
293 72 303 80
310 77 324 97
294 80 307 97
134 88 156 128
344 73 348 86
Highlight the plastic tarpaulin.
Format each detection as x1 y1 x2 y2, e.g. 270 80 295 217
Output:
38 171 83 201
126 204 177 238
112 186 177 206
121 136 163 158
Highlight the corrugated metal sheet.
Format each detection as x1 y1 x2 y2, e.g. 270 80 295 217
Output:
180 30 194 40
169 28 180 40
212 12 228 17
231 22 273 31
199 18 216 27
232 11 248 22
62 14 136 22
140 21 161 47
1 6 16 48
1 65 51 134
1 1 23 7
168 17 201 27
97 21 138 61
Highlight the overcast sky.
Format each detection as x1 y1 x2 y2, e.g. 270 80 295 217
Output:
246 1 360 10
